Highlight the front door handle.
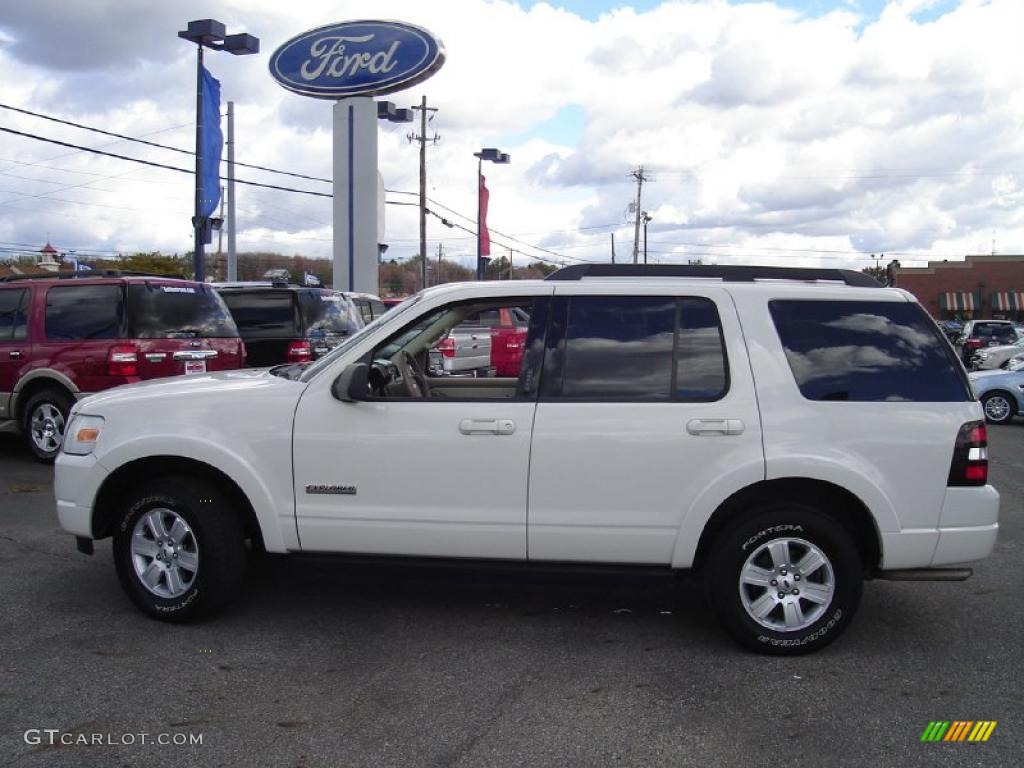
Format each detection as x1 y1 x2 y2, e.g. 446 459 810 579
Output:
686 418 744 436
459 419 516 435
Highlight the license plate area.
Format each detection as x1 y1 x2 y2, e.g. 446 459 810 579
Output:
184 360 207 375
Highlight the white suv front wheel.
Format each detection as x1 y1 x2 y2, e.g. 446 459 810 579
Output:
113 476 246 622
705 505 863 655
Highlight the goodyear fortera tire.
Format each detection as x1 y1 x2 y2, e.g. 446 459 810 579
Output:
113 476 245 622
705 505 863 655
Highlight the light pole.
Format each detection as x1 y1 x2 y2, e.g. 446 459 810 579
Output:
641 212 652 265
178 19 259 282
474 148 510 280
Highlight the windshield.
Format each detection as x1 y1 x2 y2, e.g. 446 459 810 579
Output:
298 291 362 335
300 293 424 381
127 283 239 338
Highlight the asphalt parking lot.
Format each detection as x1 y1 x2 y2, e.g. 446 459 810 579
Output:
1 429 1021 768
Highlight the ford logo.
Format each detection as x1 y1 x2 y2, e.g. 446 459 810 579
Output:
269 20 445 99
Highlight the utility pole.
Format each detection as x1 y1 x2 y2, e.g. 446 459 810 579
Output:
611 232 616 264
409 96 439 293
508 247 514 280
227 100 237 282
436 241 443 287
216 187 225 258
630 166 650 264
642 212 652 265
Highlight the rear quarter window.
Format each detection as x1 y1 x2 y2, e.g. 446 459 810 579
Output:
45 284 124 341
769 299 971 402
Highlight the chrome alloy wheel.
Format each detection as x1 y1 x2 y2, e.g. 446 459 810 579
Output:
29 403 65 454
984 394 1012 422
739 537 835 632
131 508 199 598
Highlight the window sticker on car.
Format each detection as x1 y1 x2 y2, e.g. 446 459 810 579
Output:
160 286 196 294
320 295 343 302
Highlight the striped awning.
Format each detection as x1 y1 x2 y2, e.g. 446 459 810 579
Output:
939 291 977 311
991 292 1024 312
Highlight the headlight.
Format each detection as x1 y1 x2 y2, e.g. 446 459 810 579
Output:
63 415 105 455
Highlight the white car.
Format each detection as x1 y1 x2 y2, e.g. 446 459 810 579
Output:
970 338 1024 370
55 265 999 655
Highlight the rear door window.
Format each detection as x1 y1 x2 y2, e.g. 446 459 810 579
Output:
544 296 728 401
127 283 238 338
0 289 28 340
770 300 971 402
45 284 124 340
219 291 298 338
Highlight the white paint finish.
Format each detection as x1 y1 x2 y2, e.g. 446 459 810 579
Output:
932 524 999 565
292 394 534 558
940 485 1000 528
332 98 379 295
528 284 764 564
59 369 305 552
880 530 940 569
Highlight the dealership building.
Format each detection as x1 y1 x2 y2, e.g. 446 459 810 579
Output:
894 254 1024 321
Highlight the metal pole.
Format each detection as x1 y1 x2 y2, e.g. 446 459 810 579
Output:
227 100 237 282
632 166 645 265
476 157 483 280
611 232 616 264
418 94 427 292
193 44 205 282
508 247 513 280
643 216 648 265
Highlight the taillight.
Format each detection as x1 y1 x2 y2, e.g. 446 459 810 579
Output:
948 420 988 487
286 340 312 363
107 344 138 376
239 340 247 365
965 339 984 350
437 336 456 358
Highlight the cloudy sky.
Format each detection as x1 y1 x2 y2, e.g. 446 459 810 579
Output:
1 0 1022 272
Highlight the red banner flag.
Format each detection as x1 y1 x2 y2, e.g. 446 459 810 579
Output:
479 174 491 257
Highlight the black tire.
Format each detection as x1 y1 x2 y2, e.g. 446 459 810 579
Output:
113 476 246 622
705 504 863 655
981 391 1016 425
21 388 74 463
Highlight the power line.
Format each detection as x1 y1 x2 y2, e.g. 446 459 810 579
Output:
0 126 332 198
0 102 333 185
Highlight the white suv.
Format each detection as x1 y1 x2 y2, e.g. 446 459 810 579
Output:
54 265 999 654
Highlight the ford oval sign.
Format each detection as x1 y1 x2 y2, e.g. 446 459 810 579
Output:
269 20 445 99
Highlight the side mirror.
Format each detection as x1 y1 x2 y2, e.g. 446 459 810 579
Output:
331 362 369 402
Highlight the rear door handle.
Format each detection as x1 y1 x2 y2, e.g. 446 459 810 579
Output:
686 418 744 436
9 350 22 359
459 419 516 435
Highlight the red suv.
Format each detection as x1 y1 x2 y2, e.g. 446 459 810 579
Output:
0 272 244 461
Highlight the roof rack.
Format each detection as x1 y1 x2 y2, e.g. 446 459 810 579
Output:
0 269 187 283
544 263 883 288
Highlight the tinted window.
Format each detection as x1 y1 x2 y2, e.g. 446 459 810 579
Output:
770 300 971 402
219 291 298 338
676 298 728 400
45 285 123 340
974 324 1016 345
127 284 238 338
0 289 27 341
297 291 362 335
561 296 677 400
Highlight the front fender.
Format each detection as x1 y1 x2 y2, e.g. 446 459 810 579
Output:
95 433 297 553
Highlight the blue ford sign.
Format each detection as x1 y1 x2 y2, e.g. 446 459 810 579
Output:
269 20 445 99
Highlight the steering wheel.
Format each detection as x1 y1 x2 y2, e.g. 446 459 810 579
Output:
398 350 430 398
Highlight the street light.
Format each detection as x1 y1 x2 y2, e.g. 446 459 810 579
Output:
178 19 259 282
641 212 652 265
474 148 510 280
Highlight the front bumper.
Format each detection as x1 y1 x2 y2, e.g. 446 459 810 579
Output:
54 451 110 540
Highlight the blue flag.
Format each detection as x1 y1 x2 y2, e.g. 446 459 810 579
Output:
199 66 223 219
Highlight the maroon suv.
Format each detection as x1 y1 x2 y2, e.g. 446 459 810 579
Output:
0 272 244 461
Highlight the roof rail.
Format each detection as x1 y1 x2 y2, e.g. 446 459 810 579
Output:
544 263 883 288
0 269 187 283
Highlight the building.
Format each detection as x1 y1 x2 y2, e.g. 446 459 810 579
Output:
36 242 61 272
895 255 1024 321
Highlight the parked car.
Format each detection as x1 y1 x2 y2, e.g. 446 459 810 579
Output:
381 297 406 311
969 363 1024 424
55 264 998 655
955 320 1018 365
0 272 243 460
970 337 1024 370
214 283 363 367
341 292 387 325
